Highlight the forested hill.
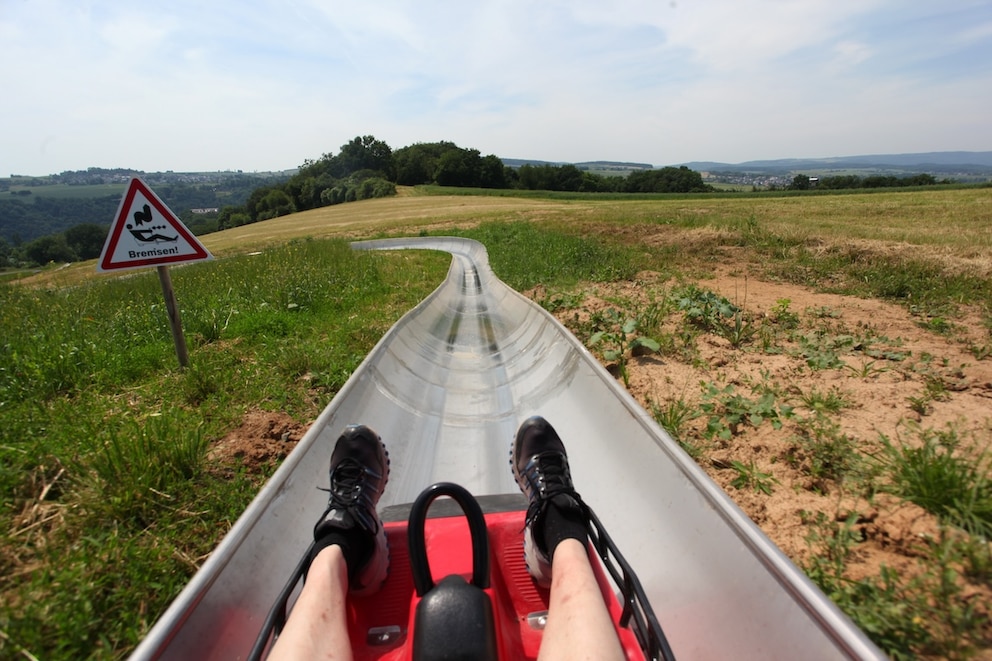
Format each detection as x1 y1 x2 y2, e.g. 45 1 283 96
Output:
1 135 711 253
502 159 654 172
2 137 977 269
680 151 992 177
0 169 290 245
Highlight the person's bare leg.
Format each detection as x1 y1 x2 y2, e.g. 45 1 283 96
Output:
269 424 390 660
538 539 624 661
267 545 352 660
512 417 628 661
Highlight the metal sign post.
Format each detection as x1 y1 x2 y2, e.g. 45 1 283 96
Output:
157 265 189 368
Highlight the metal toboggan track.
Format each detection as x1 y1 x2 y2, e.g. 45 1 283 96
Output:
132 237 884 660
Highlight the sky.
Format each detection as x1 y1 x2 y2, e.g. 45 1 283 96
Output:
2 0 991 177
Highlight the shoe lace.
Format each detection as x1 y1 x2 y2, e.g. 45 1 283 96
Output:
534 452 571 496
327 458 371 508
523 451 579 527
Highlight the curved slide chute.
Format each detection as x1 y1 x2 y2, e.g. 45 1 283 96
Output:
132 238 883 660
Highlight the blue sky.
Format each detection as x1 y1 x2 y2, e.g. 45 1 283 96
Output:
2 0 990 176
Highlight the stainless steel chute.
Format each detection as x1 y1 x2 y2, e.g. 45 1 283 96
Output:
131 237 883 660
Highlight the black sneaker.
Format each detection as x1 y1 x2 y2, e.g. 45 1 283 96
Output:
313 424 389 595
511 416 587 586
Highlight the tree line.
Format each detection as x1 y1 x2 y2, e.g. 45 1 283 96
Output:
215 135 713 231
787 172 948 190
1 132 956 268
3 132 711 265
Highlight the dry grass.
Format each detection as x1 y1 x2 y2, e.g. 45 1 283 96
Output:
18 186 992 287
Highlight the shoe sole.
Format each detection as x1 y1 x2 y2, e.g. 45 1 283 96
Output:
352 441 390 596
509 441 553 588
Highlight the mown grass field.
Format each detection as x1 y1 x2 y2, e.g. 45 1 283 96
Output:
2 186 990 659
0 183 126 202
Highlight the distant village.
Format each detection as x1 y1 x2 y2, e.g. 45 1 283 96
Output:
699 171 795 189
45 168 289 187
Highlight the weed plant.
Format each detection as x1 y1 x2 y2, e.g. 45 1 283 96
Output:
798 386 850 415
676 285 739 332
675 285 760 348
804 512 931 660
537 290 584 314
699 382 794 442
587 308 661 388
770 298 800 329
648 396 700 457
793 415 864 490
805 512 988 660
796 332 852 370
729 460 778 495
877 425 992 540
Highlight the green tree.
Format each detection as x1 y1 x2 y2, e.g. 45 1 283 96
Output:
356 177 396 200
820 175 862 190
64 223 109 260
321 187 346 205
904 173 937 186
255 189 295 220
0 236 12 267
24 234 77 265
625 166 709 193
478 154 508 188
554 164 584 191
393 142 455 185
336 135 394 179
435 148 482 187
863 175 899 188
789 174 811 190
516 163 555 190
217 205 249 230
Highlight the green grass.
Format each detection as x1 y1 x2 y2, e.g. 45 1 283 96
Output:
878 426 992 540
649 396 697 449
805 512 988 660
453 220 639 289
0 224 636 659
0 183 125 202
3 188 992 659
0 238 450 658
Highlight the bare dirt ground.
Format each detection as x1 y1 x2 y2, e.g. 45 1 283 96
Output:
209 409 307 471
528 256 992 658
571 265 991 553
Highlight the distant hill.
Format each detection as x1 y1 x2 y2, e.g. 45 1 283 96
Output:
0 169 291 244
505 152 992 178
502 158 654 171
679 152 992 176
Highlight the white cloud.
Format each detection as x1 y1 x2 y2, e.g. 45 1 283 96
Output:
829 41 875 71
0 0 989 175
959 20 992 44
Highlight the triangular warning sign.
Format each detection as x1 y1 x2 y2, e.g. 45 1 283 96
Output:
97 177 213 272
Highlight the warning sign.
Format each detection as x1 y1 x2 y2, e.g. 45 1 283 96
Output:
97 177 213 272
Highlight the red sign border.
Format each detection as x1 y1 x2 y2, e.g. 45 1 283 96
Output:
97 177 212 272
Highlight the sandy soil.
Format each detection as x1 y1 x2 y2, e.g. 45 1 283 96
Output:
559 265 992 552
531 260 992 658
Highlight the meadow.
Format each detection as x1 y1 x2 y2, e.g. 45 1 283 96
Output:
0 183 126 202
1 186 990 659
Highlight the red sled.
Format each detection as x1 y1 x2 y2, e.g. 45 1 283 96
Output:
249 483 675 660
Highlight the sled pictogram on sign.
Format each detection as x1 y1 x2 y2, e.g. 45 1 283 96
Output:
97 177 213 272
